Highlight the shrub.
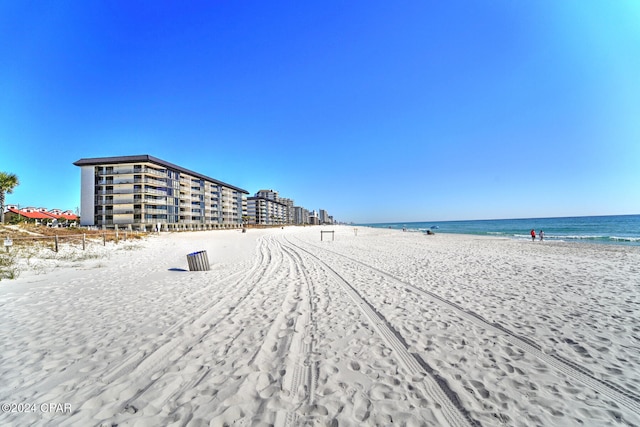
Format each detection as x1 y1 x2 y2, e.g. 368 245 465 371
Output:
0 251 19 280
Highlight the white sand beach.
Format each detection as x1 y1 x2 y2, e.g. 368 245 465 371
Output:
1 226 639 426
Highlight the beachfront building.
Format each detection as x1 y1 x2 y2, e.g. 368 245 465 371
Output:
73 155 248 231
319 209 328 224
228 187 330 227
247 194 288 225
280 197 294 224
3 207 79 225
293 206 310 225
246 190 306 226
309 210 320 225
4 207 56 224
318 209 335 225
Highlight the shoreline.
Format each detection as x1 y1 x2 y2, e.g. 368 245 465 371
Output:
359 214 640 247
363 226 640 247
1 225 639 425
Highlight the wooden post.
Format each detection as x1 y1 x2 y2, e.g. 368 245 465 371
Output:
4 238 12 253
320 230 335 241
124 231 127 241
55 235 59 252
82 233 86 250
115 230 119 243
103 233 106 246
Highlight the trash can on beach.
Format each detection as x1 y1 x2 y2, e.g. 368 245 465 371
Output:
187 250 210 271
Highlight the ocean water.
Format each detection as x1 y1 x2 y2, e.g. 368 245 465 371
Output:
362 214 640 246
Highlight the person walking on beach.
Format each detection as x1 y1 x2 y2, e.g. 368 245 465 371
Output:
530 229 536 241
539 230 544 241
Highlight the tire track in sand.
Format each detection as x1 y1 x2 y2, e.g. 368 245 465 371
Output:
282 237 478 427
213 237 317 427
9 246 256 403
110 236 282 416
126 234 307 426
295 236 640 417
61 236 274 421
276 243 320 425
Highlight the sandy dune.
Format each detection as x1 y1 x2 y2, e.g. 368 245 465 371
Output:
1 226 639 426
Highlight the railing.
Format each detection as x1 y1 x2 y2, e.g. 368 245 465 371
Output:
98 199 135 205
97 188 168 196
97 190 123 196
97 167 166 177
108 209 135 215
98 199 170 206
97 169 136 176
134 177 166 185
134 208 169 215
135 188 167 196
96 179 135 185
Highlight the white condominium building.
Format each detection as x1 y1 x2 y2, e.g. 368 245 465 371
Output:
293 206 310 225
74 155 248 231
246 195 288 225
247 189 301 225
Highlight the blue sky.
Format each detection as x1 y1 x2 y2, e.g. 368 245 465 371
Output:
1 1 639 223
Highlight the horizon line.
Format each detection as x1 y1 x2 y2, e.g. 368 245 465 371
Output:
357 213 640 225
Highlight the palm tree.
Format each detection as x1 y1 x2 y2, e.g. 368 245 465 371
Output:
0 172 20 224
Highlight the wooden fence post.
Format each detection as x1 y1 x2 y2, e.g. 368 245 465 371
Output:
320 230 335 241
82 233 86 250
103 233 106 246
54 235 59 252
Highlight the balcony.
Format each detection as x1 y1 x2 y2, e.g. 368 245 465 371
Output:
98 199 135 205
134 208 169 215
97 198 164 206
97 188 168 196
97 167 166 177
96 179 135 186
98 189 136 196
134 177 167 186
97 169 135 176
102 209 135 215
135 188 168 196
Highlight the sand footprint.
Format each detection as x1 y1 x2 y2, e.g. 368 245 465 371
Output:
353 392 371 422
469 380 491 399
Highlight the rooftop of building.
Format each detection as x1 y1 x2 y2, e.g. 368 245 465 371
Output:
5 207 78 220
